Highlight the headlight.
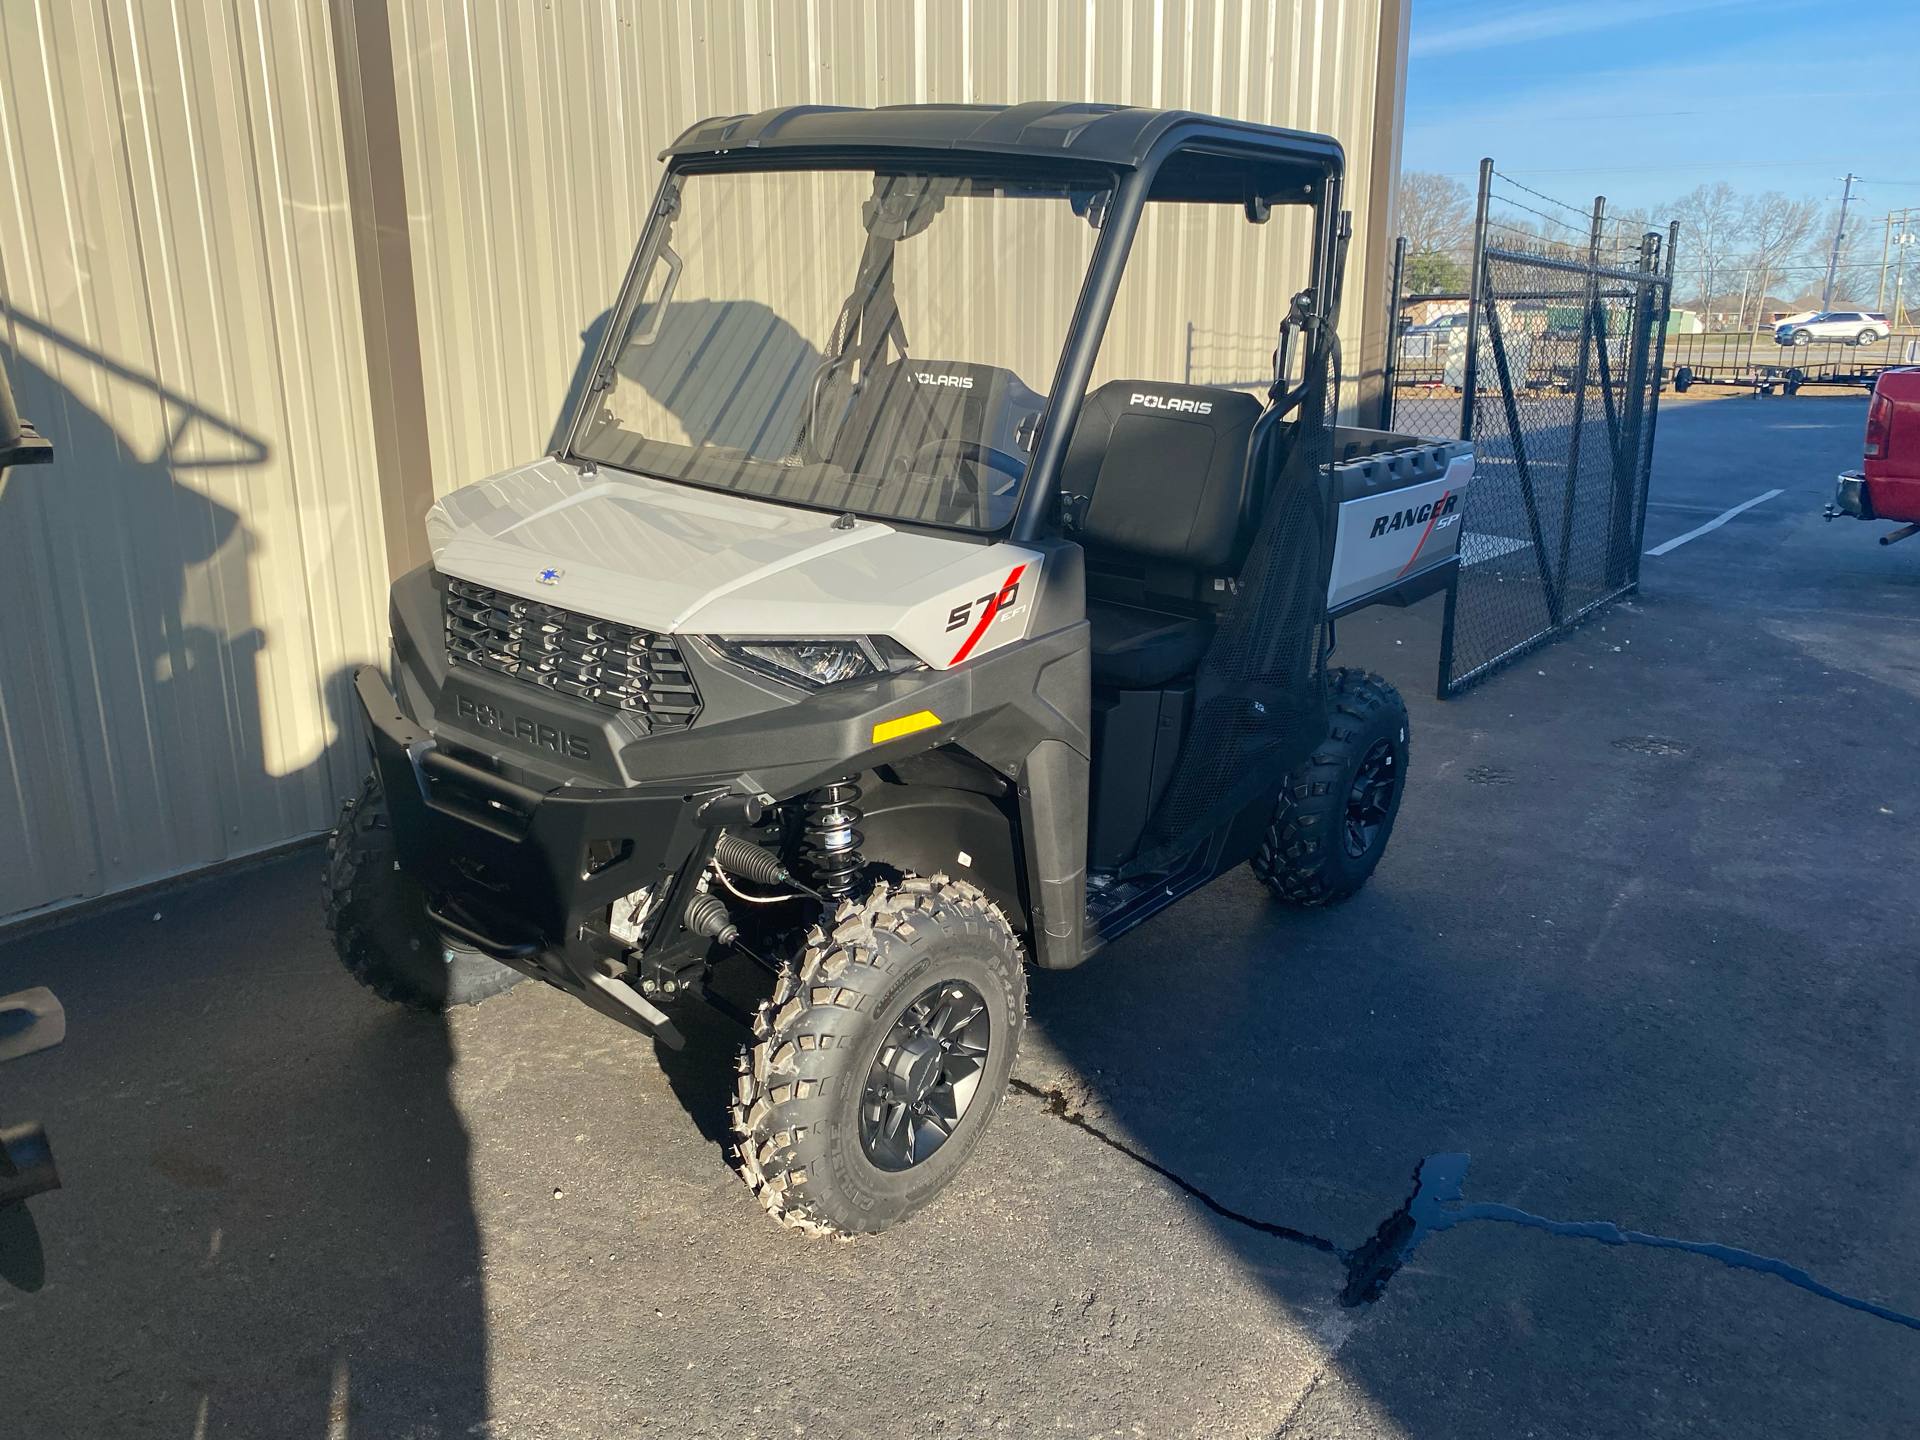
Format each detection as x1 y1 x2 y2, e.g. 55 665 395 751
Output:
709 636 923 689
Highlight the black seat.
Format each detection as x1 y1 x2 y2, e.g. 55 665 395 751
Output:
1063 380 1262 686
1085 600 1212 687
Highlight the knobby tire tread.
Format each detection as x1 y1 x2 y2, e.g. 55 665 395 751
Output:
732 873 1025 1237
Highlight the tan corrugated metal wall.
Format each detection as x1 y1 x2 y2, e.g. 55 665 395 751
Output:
0 0 389 921
389 0 1402 502
0 0 1402 924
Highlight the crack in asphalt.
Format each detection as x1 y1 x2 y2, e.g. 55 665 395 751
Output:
1008 1079 1344 1257
1011 1081 1920 1332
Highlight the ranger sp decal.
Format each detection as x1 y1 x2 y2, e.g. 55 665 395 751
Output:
1369 492 1460 539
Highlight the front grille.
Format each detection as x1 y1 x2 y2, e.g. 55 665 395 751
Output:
442 577 701 732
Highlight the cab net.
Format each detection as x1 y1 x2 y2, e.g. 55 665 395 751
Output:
1126 353 1335 876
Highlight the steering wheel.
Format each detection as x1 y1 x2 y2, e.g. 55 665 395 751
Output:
896 440 1027 526
908 439 1028 481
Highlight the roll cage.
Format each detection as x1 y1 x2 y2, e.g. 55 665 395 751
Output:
560 102 1349 545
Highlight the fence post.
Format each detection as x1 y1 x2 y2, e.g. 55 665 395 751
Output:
1608 233 1660 588
1557 197 1605 592
1459 158 1493 442
1437 159 1493 700
1382 235 1406 431
1630 222 1680 565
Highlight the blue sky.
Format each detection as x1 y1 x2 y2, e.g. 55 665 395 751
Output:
1404 0 1920 221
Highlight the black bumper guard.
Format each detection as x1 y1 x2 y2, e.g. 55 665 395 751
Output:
353 666 722 1041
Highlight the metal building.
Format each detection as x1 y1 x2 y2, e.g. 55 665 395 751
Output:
0 0 1407 925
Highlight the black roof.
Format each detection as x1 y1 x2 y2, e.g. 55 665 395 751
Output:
660 102 1342 199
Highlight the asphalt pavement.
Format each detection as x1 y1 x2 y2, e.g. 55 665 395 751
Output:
1 388 1914 1437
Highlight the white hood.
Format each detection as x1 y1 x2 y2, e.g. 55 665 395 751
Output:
426 458 1044 669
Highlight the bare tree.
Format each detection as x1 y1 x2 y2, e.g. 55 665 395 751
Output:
1736 191 1819 330
1397 171 1474 256
1669 182 1740 311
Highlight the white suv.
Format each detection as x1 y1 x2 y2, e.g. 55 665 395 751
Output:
1776 311 1892 346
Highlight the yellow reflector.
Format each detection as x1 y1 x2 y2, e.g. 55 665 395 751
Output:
871 710 940 745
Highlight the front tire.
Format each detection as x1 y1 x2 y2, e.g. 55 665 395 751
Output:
323 771 526 1009
1251 668 1408 907
732 875 1026 1236
1792 329 1812 346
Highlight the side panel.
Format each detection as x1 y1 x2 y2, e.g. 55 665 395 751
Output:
1327 455 1473 609
1016 739 1090 971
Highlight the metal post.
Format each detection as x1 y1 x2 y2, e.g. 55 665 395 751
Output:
1609 233 1659 589
1437 160 1492 699
1185 320 1194 386
1556 197 1604 591
1382 235 1407 431
1435 573 1459 701
1459 158 1494 442
1630 221 1680 565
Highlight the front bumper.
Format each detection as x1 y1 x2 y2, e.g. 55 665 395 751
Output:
1826 472 1872 521
354 665 717 959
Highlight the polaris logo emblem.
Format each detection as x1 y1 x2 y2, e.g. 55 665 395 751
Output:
1369 494 1460 538
455 692 592 761
915 372 974 389
1130 393 1212 415
537 567 563 585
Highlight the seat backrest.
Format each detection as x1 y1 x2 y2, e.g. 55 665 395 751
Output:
1062 380 1263 573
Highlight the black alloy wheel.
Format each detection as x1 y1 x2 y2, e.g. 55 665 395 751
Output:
1343 738 1399 859
859 980 991 1171
732 874 1026 1235
1252 668 1410 907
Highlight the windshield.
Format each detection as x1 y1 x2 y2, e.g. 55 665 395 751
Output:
570 168 1111 532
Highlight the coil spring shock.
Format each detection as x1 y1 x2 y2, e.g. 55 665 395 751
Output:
800 775 864 898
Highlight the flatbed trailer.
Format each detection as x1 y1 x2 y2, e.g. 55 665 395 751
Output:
1665 330 1920 396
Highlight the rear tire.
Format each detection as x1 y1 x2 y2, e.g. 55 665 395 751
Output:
323 771 526 1010
1857 329 1877 346
1251 668 1408 907
732 875 1025 1236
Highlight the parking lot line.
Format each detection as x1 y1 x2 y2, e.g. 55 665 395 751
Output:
1645 488 1784 556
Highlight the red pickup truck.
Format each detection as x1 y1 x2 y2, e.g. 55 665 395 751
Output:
1829 368 1920 544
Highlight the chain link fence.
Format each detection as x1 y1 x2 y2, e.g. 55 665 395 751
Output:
1384 162 1676 697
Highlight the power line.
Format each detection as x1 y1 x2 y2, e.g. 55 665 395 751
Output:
1431 155 1920 179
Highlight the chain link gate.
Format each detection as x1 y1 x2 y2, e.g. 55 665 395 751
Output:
1383 161 1677 697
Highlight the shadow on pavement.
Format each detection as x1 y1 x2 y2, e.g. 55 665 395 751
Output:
1021 395 1920 1437
0 856 491 1436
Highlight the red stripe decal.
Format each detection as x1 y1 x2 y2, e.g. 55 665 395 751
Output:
1394 490 1453 580
949 564 1027 665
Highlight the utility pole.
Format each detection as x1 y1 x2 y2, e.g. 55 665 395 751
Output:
1881 208 1915 322
1894 222 1916 329
1879 210 1894 313
1820 173 1858 310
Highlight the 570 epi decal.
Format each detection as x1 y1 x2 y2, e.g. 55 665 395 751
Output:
947 565 1027 665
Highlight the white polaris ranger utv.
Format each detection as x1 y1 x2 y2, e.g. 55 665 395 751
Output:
329 103 1473 1235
